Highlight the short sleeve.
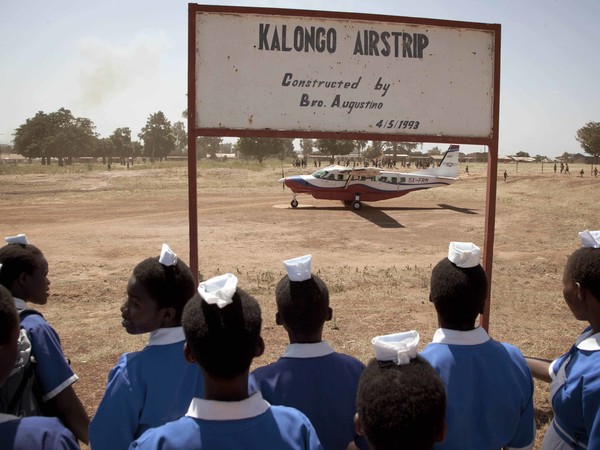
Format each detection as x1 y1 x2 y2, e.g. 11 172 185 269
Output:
21 314 77 400
90 355 144 450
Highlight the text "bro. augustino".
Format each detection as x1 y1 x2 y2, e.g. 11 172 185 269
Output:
258 23 429 58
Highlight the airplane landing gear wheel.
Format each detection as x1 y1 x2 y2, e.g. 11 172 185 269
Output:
291 199 299 208
343 200 352 207
352 201 362 211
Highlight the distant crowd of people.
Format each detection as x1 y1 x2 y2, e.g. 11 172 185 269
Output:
1 231 600 449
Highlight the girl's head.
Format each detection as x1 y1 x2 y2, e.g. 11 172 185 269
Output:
429 242 487 329
184 274 263 379
563 235 600 321
0 239 50 305
355 331 446 450
275 274 330 335
275 254 331 336
120 245 195 335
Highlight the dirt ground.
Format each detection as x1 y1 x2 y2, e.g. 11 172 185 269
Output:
1 160 598 449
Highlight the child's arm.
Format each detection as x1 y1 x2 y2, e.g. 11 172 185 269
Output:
90 357 144 450
51 385 90 444
524 356 552 383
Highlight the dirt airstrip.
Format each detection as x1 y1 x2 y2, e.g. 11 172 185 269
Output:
1 160 598 449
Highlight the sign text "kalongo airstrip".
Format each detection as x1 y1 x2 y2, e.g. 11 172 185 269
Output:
258 23 429 58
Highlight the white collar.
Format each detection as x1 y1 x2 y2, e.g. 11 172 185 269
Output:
576 328 600 351
186 391 270 420
430 327 490 346
282 341 335 358
147 327 186 346
13 297 27 312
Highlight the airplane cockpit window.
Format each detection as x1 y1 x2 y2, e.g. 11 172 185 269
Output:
312 169 328 179
379 176 387 182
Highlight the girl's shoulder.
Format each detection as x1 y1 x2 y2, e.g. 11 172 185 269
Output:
19 310 56 336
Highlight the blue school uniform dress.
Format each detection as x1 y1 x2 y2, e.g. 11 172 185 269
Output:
129 391 324 450
14 298 78 402
541 327 600 450
0 415 80 450
249 341 367 450
89 327 204 450
421 327 535 450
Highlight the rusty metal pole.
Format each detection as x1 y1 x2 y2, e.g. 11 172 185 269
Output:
480 25 501 332
188 5 199 283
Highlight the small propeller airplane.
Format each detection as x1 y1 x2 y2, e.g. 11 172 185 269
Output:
279 145 460 210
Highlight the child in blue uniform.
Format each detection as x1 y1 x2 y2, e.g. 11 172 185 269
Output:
249 254 367 450
355 330 446 450
526 229 600 449
129 273 323 449
0 284 80 450
0 234 89 444
90 244 203 450
420 242 535 450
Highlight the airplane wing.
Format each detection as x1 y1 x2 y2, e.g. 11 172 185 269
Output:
348 168 383 178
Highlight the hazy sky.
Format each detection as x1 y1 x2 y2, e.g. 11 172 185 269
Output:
1 0 598 156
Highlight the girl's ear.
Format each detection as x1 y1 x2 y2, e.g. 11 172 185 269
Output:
436 420 447 443
255 336 265 358
353 413 363 436
326 307 333 321
17 271 29 288
12 271 30 299
183 342 196 363
160 307 177 327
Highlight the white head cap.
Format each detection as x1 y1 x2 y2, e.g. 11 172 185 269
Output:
4 234 28 245
158 243 178 267
448 242 480 268
579 230 600 248
371 330 420 365
283 254 312 282
198 273 238 309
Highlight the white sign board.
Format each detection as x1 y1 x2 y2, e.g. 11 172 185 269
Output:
194 10 496 138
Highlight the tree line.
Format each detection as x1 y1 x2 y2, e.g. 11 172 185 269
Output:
11 108 187 166
8 107 600 165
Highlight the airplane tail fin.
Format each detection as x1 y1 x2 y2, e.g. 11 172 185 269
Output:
417 145 460 178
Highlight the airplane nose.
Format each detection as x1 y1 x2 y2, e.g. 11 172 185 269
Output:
278 178 285 183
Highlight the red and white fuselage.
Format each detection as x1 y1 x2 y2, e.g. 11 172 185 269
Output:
280 145 460 209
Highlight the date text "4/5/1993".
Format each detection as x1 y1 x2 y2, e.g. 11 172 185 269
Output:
376 120 420 130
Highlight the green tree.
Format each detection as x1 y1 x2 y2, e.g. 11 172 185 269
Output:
515 151 530 157
561 152 573 162
428 146 442 155
97 137 115 165
13 108 97 165
220 142 234 154
315 139 356 164
383 141 419 162
109 127 134 163
235 137 293 163
576 122 600 166
363 141 383 161
197 136 223 159
138 111 175 162
132 141 144 159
